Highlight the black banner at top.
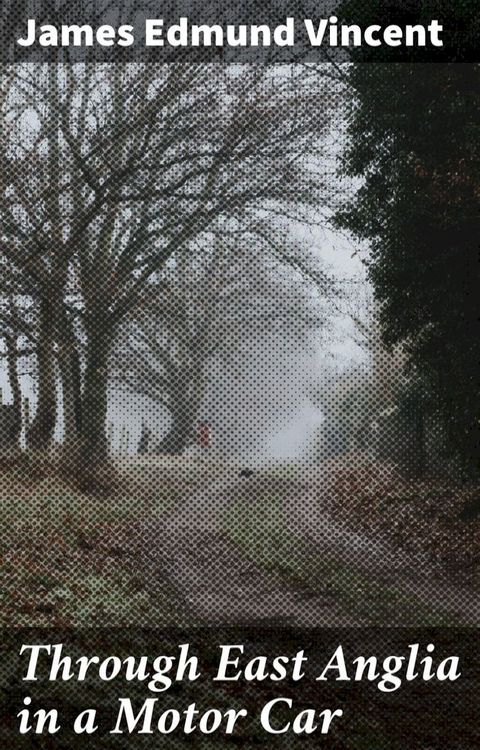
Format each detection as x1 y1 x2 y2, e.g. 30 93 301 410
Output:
0 0 479 63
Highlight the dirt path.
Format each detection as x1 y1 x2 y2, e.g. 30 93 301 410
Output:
136 483 354 626
114 464 480 626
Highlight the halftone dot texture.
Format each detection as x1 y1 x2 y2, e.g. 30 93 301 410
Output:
0 8 478 746
0 57 479 630
1 56 478 633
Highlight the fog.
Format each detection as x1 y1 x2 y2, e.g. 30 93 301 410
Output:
0 61 371 464
100 225 367 463
0 218 368 462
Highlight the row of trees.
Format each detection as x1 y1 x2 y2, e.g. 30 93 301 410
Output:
0 63 336 479
334 0 480 478
335 56 480 476
5 51 473 479
113 232 330 455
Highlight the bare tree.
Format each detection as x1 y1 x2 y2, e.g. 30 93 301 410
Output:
112 230 332 454
0 62 335 476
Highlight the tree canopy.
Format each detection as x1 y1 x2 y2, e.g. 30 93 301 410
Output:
336 60 480 475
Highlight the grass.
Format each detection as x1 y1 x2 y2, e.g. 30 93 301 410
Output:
0 459 463 627
222 495 459 626
0 469 179 627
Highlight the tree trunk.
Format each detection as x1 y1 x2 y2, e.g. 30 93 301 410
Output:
57 313 82 446
80 325 112 469
57 342 83 475
4 335 22 445
138 423 151 454
27 298 57 451
156 405 196 455
412 405 427 476
156 370 205 455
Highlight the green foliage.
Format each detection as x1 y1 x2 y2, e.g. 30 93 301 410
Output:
335 59 480 475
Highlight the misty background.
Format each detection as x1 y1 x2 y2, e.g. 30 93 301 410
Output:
0 208 368 464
